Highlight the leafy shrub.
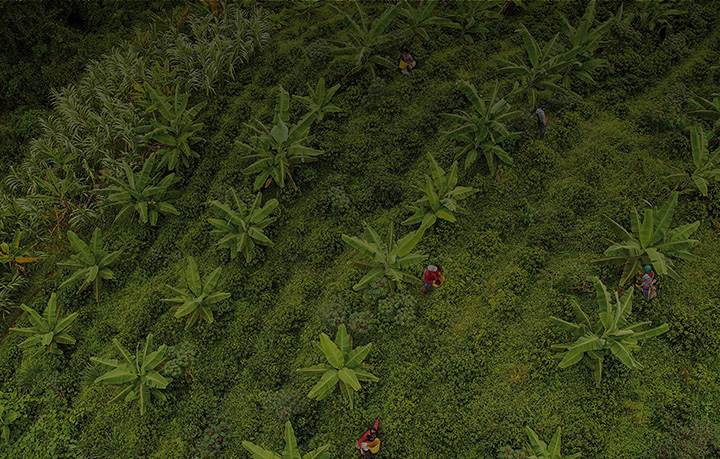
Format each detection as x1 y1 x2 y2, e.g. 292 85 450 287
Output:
192 412 231 459
650 415 720 459
364 277 390 305
328 186 351 214
496 444 533 459
378 293 417 326
162 341 197 378
361 77 387 111
258 388 310 423
318 296 347 329
347 310 373 335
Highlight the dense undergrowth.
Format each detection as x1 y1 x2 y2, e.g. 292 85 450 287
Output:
1 1 720 458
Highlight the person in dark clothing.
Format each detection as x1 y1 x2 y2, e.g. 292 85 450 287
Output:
536 104 547 140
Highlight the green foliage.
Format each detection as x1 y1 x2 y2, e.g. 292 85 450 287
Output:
9 293 77 357
162 341 197 378
650 415 720 458
58 228 122 302
497 443 533 459
688 93 720 134
138 84 206 171
208 189 279 262
238 86 322 190
242 421 330 459
0 230 42 275
398 0 447 44
318 296 347 329
26 168 92 235
297 324 378 409
327 186 350 213
550 277 669 387
524 426 581 459
440 0 502 44
327 2 400 79
403 152 477 226
93 154 180 226
193 412 232 459
594 192 700 285
443 81 520 173
259 389 310 423
663 126 720 196
292 77 342 122
161 256 231 329
90 334 172 416
342 221 428 291
378 292 416 326
634 0 687 31
0 272 25 320
0 402 20 445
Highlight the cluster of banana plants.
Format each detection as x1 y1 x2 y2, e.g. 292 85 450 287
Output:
551 278 669 387
297 325 378 410
594 192 700 285
208 189 279 263
403 152 477 227
58 228 122 303
239 86 323 191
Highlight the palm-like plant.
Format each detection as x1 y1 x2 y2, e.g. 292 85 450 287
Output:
0 403 20 445
27 169 88 237
635 0 686 31
497 25 580 108
551 277 669 387
594 192 700 285
242 421 331 459
138 84 205 171
9 293 78 357
0 230 42 275
440 0 502 44
688 93 720 134
93 154 180 226
239 86 322 190
208 189 279 263
0 272 25 320
524 426 581 459
161 256 231 329
58 229 122 303
398 0 447 45
292 78 342 123
663 126 720 196
403 152 477 227
297 324 378 409
90 334 172 416
327 2 400 79
442 80 520 172
342 221 428 291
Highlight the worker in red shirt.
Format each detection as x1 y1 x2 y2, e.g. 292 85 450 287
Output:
423 264 441 297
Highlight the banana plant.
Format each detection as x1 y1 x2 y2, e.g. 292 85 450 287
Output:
90 334 172 416
635 0 686 31
239 86 322 190
138 84 205 171
161 256 231 329
208 189 279 263
327 2 400 79
551 277 669 387
58 228 122 303
594 192 700 285
688 93 720 134
497 25 580 108
403 152 477 227
292 77 342 122
342 221 428 291
242 421 331 459
297 324 378 410
663 126 720 196
0 403 20 445
439 0 502 44
398 0 447 45
9 293 78 357
27 169 88 237
93 154 180 226
0 230 42 275
524 426 581 459
442 80 520 173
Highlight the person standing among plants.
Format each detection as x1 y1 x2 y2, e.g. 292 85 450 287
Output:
637 265 656 302
536 104 547 140
423 264 441 296
399 48 416 74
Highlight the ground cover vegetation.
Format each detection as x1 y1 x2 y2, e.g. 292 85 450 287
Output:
0 0 719 457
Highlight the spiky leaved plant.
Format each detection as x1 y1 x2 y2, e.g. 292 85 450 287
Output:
90 334 172 416
292 77 342 122
551 277 669 387
403 152 477 227
207 189 279 263
525 426 581 459
0 402 20 445
663 126 720 196
594 192 700 285
9 293 78 357
58 228 122 303
242 421 330 459
161 257 231 329
297 324 378 409
0 230 42 275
